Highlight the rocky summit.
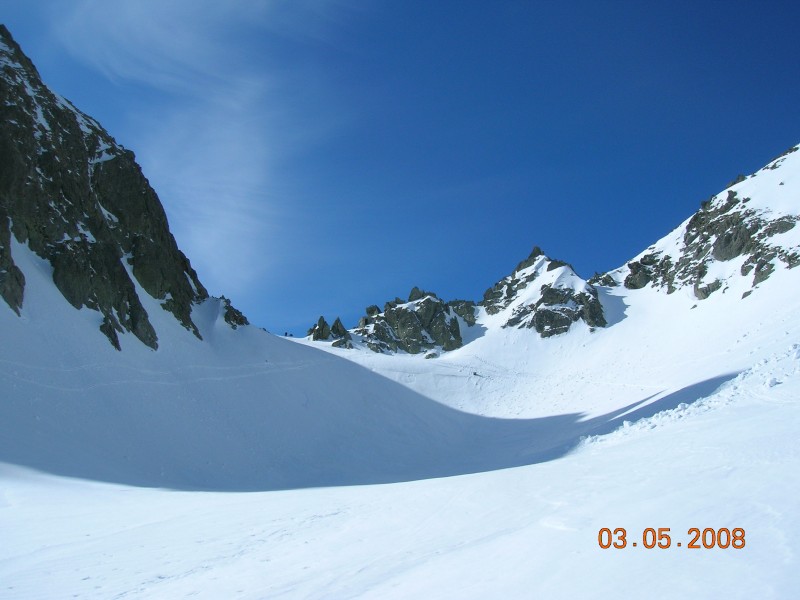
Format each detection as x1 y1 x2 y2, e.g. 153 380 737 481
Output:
480 247 606 337
352 288 476 355
0 26 245 350
308 287 477 355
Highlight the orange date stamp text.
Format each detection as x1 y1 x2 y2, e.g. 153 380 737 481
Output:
598 527 745 549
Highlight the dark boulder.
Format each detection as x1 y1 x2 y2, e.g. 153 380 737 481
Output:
308 316 332 341
331 317 350 339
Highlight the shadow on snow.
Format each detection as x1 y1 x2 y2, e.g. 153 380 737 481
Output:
0 356 737 492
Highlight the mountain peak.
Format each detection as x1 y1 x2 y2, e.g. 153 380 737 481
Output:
480 248 606 336
0 24 39 78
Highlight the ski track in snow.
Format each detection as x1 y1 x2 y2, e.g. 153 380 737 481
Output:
0 358 324 392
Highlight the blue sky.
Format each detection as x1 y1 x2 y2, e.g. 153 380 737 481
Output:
4 1 800 335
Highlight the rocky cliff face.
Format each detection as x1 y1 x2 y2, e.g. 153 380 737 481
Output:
603 145 800 299
0 26 245 349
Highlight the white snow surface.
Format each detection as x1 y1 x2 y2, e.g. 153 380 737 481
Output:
2 148 800 597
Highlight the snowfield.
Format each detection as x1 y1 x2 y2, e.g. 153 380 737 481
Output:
2 343 798 599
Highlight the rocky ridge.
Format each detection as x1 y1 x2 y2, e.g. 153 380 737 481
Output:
307 144 800 356
309 249 606 354
309 288 476 355
0 26 247 349
603 145 800 299
308 316 351 347
351 288 476 355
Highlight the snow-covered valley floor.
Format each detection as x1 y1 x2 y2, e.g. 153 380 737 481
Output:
2 343 798 599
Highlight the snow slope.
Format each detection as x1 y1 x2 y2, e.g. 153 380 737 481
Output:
301 147 800 423
310 264 799 422
2 239 609 491
2 344 798 598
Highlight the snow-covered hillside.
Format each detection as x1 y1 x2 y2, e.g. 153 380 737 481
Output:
2 239 578 491
3 342 799 598
299 146 800 424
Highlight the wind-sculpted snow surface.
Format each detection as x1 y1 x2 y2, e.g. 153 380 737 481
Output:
581 343 800 447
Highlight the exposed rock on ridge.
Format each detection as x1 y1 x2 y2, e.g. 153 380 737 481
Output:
308 315 352 348
353 288 473 354
481 247 607 337
308 316 332 341
304 143 800 355
307 249 607 354
608 145 800 299
0 26 245 349
310 288 476 355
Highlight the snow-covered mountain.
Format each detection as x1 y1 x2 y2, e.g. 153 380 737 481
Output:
306 250 607 355
607 146 799 296
0 24 628 491
1 24 799 599
308 288 477 355
297 143 800 423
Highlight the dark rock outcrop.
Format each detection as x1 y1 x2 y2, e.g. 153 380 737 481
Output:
588 272 617 287
0 221 24 314
330 317 350 339
308 316 332 341
619 186 799 298
352 288 475 354
0 26 246 348
222 297 249 329
307 315 351 343
480 246 606 336
322 248 605 353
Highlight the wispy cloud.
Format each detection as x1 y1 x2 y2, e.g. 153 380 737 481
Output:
43 0 349 299
53 0 270 93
